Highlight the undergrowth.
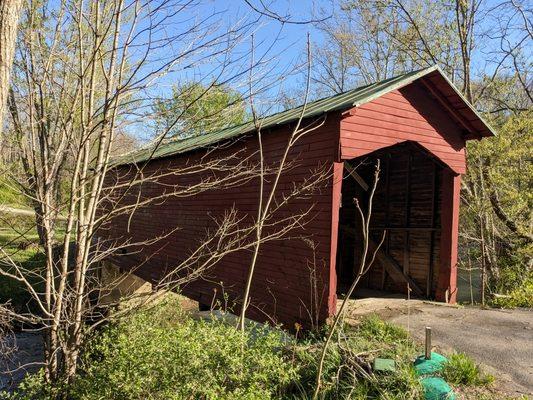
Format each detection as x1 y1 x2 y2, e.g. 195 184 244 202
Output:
490 276 533 309
489 255 533 309
441 353 494 387
290 314 423 400
72 299 296 400
4 301 425 400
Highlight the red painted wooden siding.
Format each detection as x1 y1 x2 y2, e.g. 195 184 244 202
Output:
436 169 461 302
340 82 467 174
338 81 465 303
101 115 341 328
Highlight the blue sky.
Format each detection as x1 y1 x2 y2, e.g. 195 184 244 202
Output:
129 0 335 140
189 0 330 68
148 1 332 98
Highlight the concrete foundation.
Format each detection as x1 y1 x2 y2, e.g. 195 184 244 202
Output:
98 261 153 306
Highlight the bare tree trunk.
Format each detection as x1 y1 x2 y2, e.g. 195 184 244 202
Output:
0 0 23 136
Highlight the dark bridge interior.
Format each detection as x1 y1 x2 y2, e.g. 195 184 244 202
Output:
336 142 445 299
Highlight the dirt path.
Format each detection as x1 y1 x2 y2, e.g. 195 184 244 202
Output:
343 297 533 396
0 205 67 220
0 205 35 217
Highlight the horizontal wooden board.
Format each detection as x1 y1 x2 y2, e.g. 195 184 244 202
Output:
340 83 467 174
98 115 341 329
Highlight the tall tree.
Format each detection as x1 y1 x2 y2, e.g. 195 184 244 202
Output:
152 82 247 139
2 0 261 384
0 0 23 136
312 0 462 94
1 0 327 389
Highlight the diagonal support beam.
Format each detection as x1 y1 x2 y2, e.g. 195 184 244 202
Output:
345 161 369 191
369 239 423 296
340 224 424 296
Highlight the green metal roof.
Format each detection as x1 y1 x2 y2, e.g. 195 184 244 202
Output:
114 65 494 166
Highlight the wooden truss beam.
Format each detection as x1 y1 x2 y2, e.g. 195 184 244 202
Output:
419 77 476 136
344 161 369 191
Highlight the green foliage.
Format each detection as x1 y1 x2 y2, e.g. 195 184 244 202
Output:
68 298 297 400
294 315 423 399
8 310 500 400
440 353 494 387
152 82 247 139
0 370 62 400
461 110 532 303
468 111 532 241
0 214 44 311
0 179 27 207
491 275 533 309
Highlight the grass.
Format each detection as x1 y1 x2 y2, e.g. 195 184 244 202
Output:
0 211 46 312
0 178 29 208
441 353 494 386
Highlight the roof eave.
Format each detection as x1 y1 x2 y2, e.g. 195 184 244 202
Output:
428 65 497 138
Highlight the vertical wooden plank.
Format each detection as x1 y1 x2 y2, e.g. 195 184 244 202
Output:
403 152 412 276
381 154 391 290
328 161 344 316
436 168 461 303
426 162 438 297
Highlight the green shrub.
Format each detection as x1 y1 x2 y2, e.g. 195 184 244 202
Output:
0 370 63 400
441 353 494 386
486 252 533 310
491 277 533 309
69 298 298 400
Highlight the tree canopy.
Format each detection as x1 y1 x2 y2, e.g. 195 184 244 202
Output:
152 82 247 140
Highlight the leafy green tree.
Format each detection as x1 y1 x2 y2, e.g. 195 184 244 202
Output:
463 109 532 296
152 82 247 139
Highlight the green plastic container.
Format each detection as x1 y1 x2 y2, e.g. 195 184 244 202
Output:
414 352 448 376
373 357 396 372
420 376 455 400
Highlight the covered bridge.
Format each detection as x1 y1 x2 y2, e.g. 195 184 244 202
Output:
101 66 494 328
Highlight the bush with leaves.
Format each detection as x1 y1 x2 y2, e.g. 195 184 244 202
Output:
490 275 533 309
3 298 298 400
72 299 297 400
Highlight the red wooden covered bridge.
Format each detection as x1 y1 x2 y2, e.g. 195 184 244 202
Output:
101 66 494 328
